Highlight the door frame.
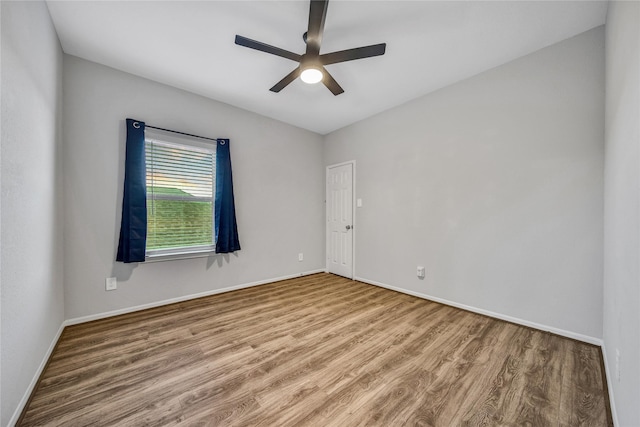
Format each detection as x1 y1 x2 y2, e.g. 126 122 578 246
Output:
326 160 356 279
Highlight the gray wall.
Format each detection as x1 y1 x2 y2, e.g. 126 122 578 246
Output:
0 1 65 425
603 2 640 425
62 56 325 320
324 27 605 340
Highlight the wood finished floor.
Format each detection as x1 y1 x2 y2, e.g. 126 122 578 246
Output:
19 273 611 426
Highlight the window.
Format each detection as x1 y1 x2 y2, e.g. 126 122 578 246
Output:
145 129 216 257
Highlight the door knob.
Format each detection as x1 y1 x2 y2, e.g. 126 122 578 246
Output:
346 225 351 230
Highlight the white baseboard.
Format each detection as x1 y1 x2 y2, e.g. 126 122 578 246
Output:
600 342 619 426
66 269 325 326
355 276 603 346
8 322 66 427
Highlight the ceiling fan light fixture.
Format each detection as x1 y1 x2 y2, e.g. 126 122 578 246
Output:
300 67 323 84
234 0 386 95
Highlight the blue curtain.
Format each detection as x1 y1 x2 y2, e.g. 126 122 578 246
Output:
116 119 147 263
215 139 241 253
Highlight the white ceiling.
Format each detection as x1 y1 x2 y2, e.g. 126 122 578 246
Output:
46 0 607 135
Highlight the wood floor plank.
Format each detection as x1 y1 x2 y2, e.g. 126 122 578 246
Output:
18 273 611 426
559 341 610 426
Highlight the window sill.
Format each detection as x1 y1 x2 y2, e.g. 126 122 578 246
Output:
145 249 218 263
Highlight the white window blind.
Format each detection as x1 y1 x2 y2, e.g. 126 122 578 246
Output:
145 133 216 256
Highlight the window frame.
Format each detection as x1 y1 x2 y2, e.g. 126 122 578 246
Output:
143 128 217 261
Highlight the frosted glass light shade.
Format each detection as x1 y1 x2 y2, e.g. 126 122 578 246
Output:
300 68 323 84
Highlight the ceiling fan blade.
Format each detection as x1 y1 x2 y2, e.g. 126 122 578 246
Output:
306 0 329 56
322 68 344 96
235 35 301 62
270 68 302 93
320 43 386 65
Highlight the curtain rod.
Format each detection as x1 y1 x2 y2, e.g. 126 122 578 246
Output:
146 124 221 143
133 121 221 143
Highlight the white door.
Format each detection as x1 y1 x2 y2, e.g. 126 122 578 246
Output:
327 162 354 278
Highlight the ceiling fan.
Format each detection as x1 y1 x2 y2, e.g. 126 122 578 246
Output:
234 0 386 96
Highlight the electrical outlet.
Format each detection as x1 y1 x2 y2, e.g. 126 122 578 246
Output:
105 277 117 291
298 253 304 262
417 266 425 279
